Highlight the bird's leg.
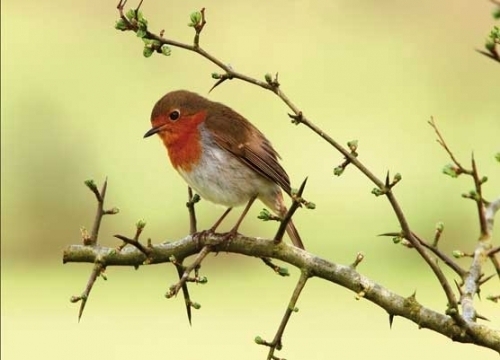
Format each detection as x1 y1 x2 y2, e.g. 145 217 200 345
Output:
225 195 257 238
209 207 233 232
195 208 233 242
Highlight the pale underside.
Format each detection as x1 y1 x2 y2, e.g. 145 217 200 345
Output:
176 126 284 214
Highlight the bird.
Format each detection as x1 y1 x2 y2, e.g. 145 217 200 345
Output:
143 90 304 250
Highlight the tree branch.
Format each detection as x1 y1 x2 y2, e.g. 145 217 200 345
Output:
63 235 500 352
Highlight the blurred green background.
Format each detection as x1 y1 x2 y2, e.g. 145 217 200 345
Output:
2 0 499 359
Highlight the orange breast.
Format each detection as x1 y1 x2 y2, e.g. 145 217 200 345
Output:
159 111 207 172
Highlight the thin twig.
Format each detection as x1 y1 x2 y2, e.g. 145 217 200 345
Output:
471 156 488 236
166 245 211 298
274 178 307 243
114 234 151 256
428 118 471 174
256 270 310 360
411 232 467 277
186 186 198 235
89 179 108 245
70 261 105 322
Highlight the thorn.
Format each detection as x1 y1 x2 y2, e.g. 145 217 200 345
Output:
479 273 495 286
476 313 490 322
407 290 417 301
297 177 308 197
385 171 390 187
287 111 303 125
208 74 233 93
388 313 394 329
378 232 401 237
454 279 464 296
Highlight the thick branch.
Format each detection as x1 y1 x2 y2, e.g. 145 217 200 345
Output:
63 234 500 353
461 196 500 321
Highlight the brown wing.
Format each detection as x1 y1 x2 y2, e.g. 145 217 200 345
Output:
205 102 292 196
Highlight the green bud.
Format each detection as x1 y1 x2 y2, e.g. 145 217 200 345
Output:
393 173 402 182
392 236 401 244
277 267 290 277
347 140 358 151
264 73 273 84
143 45 154 58
436 221 444 232
160 45 171 56
136 28 147 38
211 73 222 79
480 176 488 184
495 152 500 163
452 250 464 258
491 26 500 38
485 40 496 52
115 18 128 31
258 208 272 221
191 193 201 203
494 8 500 19
254 336 265 345
305 201 316 209
442 164 459 178
136 219 147 230
106 207 120 215
197 276 208 284
84 179 97 192
333 166 344 176
371 188 384 196
190 11 202 26
191 302 201 310
138 16 148 27
125 8 136 20
292 307 299 312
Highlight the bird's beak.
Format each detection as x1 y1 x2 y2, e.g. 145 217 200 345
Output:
143 125 163 138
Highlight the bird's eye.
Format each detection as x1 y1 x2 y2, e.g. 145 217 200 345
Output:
169 110 180 121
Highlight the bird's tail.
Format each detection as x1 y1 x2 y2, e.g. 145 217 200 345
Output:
285 218 305 250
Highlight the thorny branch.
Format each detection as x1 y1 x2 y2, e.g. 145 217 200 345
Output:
63 234 500 352
70 179 118 320
429 119 500 322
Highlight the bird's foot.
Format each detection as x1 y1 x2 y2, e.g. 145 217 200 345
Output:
193 228 215 241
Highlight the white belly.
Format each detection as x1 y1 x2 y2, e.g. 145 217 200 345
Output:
177 144 275 207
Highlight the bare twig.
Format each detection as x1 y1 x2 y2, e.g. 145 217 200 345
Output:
186 187 198 235
166 245 211 298
85 179 112 245
70 261 106 322
274 177 308 243
114 234 151 257
412 232 467 277
471 156 488 236
428 118 471 174
261 257 290 277
255 270 310 360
